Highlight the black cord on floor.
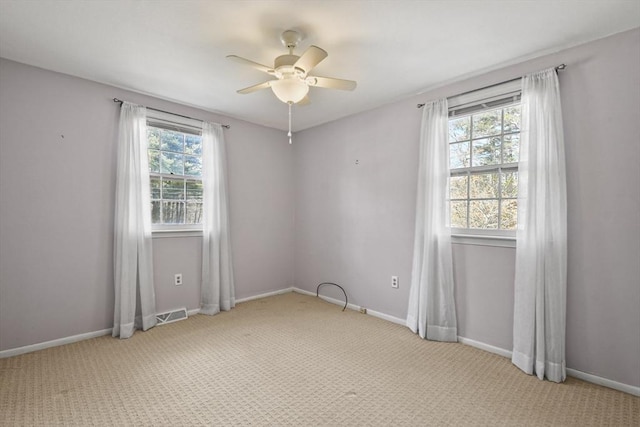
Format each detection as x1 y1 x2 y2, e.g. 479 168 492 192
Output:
316 282 348 311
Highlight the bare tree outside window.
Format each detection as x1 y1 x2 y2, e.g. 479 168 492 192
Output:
448 104 520 231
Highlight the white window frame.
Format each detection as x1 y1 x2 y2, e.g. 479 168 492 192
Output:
146 110 204 234
447 80 521 246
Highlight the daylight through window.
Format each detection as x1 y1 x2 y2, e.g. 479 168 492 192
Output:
147 124 203 226
448 102 520 233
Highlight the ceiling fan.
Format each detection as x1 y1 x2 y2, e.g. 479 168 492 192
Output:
227 30 357 106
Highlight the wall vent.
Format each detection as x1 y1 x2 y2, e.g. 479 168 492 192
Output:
156 308 188 325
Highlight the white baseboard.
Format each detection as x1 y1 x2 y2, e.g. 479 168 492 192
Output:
236 287 294 304
0 288 293 358
293 287 361 312
456 336 639 396
187 288 295 316
366 308 406 326
566 368 640 397
457 336 513 359
293 287 406 325
0 328 113 359
293 287 322 298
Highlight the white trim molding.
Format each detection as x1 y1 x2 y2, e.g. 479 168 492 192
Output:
0 328 113 359
236 287 294 304
457 336 639 396
366 308 405 326
187 308 201 316
566 368 640 397
293 287 361 312
448 79 521 110
457 336 513 359
293 287 410 325
152 229 203 239
452 234 516 248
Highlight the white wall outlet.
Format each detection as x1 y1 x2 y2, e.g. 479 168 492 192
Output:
391 276 399 288
174 273 183 286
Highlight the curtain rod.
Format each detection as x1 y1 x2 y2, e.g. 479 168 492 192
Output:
416 63 566 109
112 98 230 129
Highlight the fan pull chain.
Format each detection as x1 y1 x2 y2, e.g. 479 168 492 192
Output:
288 102 292 144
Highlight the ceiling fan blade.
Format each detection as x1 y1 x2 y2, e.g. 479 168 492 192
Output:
297 95 311 106
307 76 357 91
237 81 272 94
227 55 274 74
293 45 328 74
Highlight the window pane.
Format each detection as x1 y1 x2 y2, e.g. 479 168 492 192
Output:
469 200 499 229
162 179 184 200
470 172 499 199
151 201 161 224
450 201 468 228
147 124 204 227
504 105 521 133
472 109 501 138
472 137 501 167
450 141 470 168
501 199 518 230
501 171 518 198
160 129 184 153
502 134 520 164
448 116 470 142
148 149 160 173
162 201 184 223
447 104 520 232
186 202 203 224
161 152 184 175
185 134 202 155
147 128 161 149
449 175 468 199
150 177 161 199
186 181 203 201
184 155 202 176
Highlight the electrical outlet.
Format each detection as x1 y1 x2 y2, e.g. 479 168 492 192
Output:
174 273 183 286
391 276 399 288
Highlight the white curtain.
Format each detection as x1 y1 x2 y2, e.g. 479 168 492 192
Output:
406 98 458 342
113 102 157 339
512 68 567 382
201 122 235 315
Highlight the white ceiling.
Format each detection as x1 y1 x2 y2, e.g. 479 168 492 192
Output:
1 1 638 131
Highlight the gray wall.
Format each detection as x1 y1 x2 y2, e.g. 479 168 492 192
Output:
293 28 640 387
0 58 294 351
1 28 638 389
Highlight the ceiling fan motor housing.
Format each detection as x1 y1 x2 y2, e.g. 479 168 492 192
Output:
274 54 305 79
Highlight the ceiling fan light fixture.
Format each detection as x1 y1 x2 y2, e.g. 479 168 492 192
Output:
270 78 309 104
228 29 356 143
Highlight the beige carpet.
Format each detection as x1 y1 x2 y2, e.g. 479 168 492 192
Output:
1 292 638 426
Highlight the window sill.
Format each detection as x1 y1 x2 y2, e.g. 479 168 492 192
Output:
152 229 203 239
451 233 516 248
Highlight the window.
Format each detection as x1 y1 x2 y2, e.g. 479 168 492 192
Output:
147 115 203 229
447 89 521 236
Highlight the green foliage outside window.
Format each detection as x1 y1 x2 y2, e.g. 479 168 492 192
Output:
147 126 203 225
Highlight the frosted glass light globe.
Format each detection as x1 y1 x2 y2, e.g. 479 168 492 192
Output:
271 79 309 104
